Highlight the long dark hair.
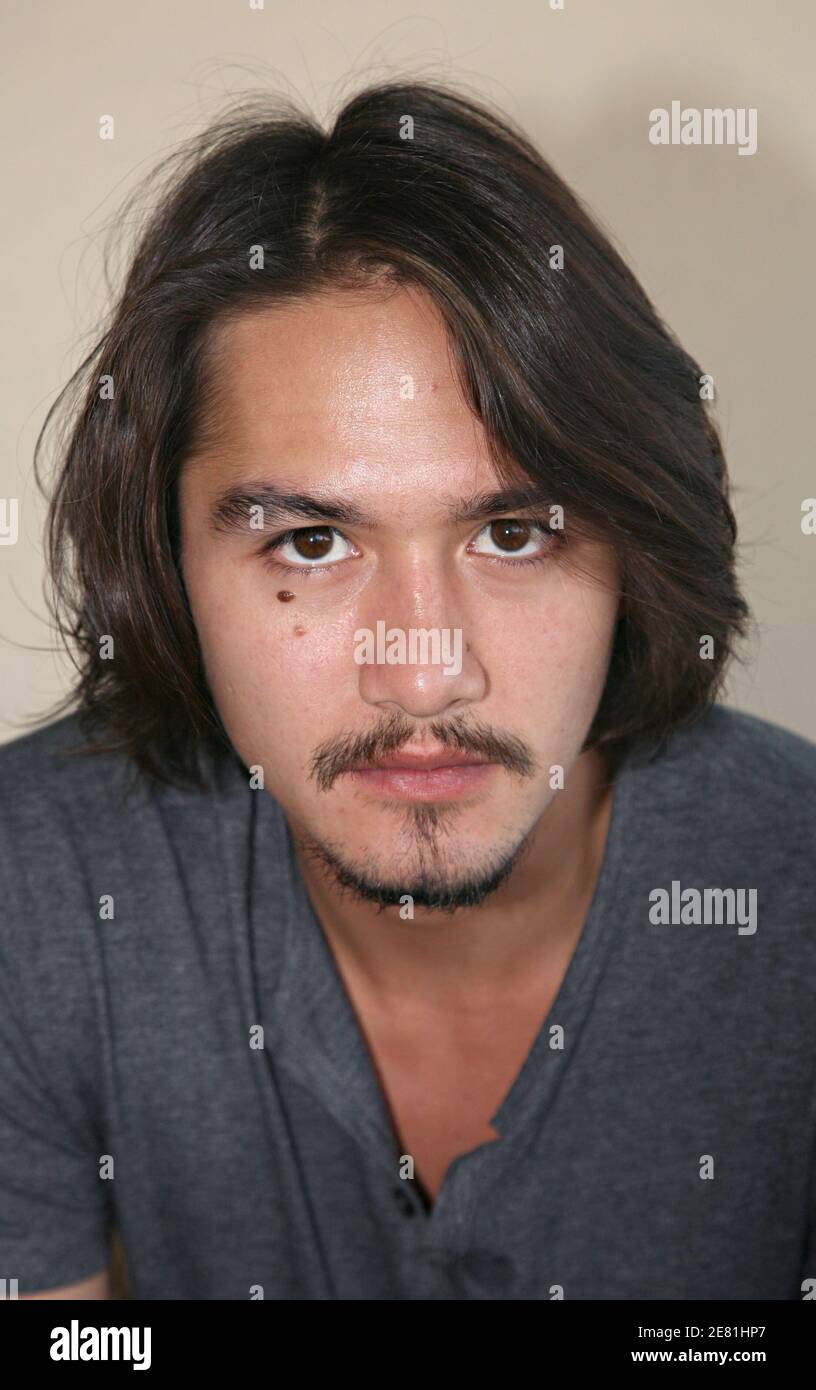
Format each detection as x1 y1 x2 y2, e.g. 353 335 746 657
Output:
32 78 752 787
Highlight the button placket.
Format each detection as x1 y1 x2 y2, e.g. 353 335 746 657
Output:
391 1182 420 1218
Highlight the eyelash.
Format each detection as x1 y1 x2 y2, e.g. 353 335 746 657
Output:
257 518 566 577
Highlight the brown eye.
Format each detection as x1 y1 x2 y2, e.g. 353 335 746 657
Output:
469 517 554 563
489 520 533 552
292 527 334 560
270 525 357 569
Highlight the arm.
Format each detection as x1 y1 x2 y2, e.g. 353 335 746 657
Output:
19 1266 113 1300
0 758 116 1301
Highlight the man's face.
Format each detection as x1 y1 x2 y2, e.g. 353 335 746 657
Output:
178 285 620 909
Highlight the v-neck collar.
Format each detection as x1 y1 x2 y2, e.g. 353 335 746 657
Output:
256 743 640 1156
488 748 635 1133
263 808 399 1156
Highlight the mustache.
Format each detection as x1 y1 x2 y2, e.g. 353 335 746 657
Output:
309 711 537 792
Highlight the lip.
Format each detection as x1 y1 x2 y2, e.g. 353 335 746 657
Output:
361 747 490 772
347 751 496 802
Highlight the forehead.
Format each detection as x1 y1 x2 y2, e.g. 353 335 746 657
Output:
191 285 502 500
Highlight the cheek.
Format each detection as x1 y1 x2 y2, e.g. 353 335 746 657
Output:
493 585 618 697
184 563 357 735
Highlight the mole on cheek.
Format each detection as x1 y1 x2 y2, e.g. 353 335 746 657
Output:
293 626 307 637
276 590 296 603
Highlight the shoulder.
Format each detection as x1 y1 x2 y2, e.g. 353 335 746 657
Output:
0 711 252 1025
0 711 138 820
640 703 816 819
0 715 143 961
675 702 816 781
0 710 243 830
0 710 256 907
619 703 816 905
0 711 237 944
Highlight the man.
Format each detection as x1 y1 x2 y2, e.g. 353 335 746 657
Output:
1 79 814 1301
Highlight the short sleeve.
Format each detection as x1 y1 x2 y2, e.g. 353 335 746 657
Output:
799 1086 816 1301
0 864 112 1294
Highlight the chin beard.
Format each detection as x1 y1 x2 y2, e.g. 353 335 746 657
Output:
294 801 533 914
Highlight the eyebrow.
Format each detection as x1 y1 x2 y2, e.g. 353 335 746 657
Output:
209 482 556 535
211 484 371 533
450 486 555 524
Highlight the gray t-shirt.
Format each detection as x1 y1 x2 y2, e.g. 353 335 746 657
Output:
1 703 815 1300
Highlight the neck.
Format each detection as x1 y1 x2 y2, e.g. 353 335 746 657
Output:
289 745 616 1010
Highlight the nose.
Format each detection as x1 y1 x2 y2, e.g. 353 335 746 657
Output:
355 574 487 720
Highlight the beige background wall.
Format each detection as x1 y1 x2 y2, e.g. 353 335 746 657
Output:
2 0 814 744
